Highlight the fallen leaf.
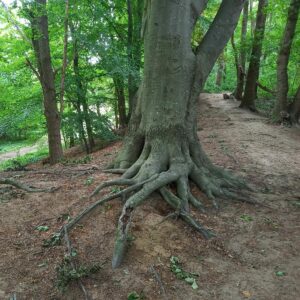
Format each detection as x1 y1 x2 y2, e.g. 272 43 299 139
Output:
241 290 251 298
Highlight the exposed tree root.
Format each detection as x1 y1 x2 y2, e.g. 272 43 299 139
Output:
0 178 58 193
48 137 256 268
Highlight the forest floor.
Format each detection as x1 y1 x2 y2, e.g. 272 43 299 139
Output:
0 93 299 300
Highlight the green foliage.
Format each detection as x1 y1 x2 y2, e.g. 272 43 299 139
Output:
0 147 48 171
56 256 102 292
127 291 144 300
170 256 199 290
35 225 50 232
240 214 253 222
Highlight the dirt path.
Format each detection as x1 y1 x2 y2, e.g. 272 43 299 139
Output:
0 94 299 300
0 144 39 163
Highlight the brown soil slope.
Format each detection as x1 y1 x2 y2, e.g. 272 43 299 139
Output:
0 94 299 300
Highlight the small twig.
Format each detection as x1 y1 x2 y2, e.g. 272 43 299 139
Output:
63 226 90 300
149 265 168 300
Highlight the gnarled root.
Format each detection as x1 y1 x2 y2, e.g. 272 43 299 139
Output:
52 136 255 268
0 178 58 193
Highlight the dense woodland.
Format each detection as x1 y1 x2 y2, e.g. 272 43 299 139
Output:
0 0 299 164
0 0 299 299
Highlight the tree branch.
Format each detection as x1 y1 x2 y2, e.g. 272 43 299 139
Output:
256 81 276 95
191 0 209 24
25 57 41 82
194 0 245 89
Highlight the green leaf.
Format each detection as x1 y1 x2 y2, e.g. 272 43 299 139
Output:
35 225 49 232
71 249 78 257
240 214 253 222
127 291 140 300
276 271 286 277
191 280 198 290
185 277 194 284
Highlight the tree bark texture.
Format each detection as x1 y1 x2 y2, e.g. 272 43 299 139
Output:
273 0 300 122
33 0 63 164
109 0 248 268
241 0 268 111
127 0 144 120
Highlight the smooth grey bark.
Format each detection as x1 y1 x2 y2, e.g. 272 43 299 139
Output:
109 0 248 268
273 0 300 122
127 0 144 120
240 0 268 111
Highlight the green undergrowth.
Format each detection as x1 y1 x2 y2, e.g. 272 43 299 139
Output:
56 254 103 292
0 139 34 154
170 256 199 289
0 147 48 171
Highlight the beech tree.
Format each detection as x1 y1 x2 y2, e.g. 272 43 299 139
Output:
85 0 251 268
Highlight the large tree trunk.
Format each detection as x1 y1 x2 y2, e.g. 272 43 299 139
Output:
33 0 63 164
273 0 300 122
107 0 248 268
240 0 268 111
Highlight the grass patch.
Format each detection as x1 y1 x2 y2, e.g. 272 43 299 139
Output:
0 140 35 154
0 147 48 171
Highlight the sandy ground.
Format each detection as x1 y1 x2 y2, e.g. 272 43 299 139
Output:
0 94 299 300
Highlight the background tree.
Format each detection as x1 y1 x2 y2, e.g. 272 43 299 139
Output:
273 0 300 123
28 0 63 164
240 0 268 111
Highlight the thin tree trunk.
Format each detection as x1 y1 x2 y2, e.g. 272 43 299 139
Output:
241 0 268 111
32 0 63 164
113 77 127 129
215 51 225 87
73 102 90 153
59 0 69 115
273 0 300 122
249 0 256 37
289 85 300 124
234 1 248 100
70 22 95 150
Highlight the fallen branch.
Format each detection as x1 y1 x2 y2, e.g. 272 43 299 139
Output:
149 265 168 300
63 227 90 300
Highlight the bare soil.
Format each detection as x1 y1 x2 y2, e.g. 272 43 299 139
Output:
0 94 299 300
